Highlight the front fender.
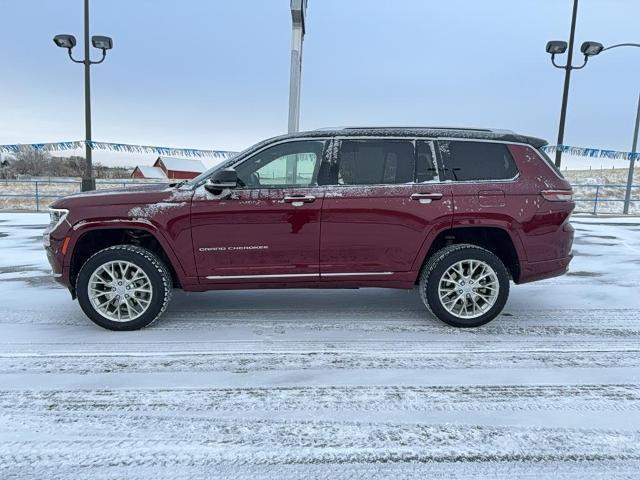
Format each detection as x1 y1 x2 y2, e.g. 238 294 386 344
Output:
65 218 194 287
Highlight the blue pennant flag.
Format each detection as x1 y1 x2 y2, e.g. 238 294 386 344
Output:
0 140 236 158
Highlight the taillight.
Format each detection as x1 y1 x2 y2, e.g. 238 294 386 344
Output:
541 190 573 202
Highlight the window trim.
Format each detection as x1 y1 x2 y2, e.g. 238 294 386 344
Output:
193 135 545 189
436 139 521 184
334 138 418 187
232 138 328 190
327 137 444 188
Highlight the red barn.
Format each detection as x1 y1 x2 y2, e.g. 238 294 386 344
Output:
131 166 167 179
153 156 206 180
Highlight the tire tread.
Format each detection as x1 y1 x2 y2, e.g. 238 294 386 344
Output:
419 243 509 327
76 245 172 330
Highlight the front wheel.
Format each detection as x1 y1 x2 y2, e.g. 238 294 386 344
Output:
76 245 173 330
419 244 510 328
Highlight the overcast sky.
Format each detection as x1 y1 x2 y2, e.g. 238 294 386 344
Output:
1 0 639 167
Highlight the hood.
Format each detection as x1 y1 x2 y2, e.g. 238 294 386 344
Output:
50 183 187 209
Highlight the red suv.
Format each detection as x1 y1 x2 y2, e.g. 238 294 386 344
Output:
44 128 574 330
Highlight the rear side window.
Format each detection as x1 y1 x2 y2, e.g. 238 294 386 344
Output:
337 140 414 185
440 141 518 181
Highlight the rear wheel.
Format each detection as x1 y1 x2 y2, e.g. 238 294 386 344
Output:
419 244 509 327
76 245 172 330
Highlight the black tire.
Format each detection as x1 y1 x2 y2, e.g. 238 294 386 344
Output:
76 245 172 331
419 244 510 328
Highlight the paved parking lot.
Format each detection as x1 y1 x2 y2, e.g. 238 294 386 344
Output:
1 213 639 479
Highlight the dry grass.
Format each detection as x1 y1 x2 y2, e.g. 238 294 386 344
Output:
563 168 639 214
0 178 164 211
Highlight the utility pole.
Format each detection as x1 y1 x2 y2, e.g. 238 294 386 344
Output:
288 0 307 133
554 0 579 168
82 0 94 191
623 93 640 214
53 0 113 191
575 42 640 214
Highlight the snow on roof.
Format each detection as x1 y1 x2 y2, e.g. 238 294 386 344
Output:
133 165 167 179
155 156 206 173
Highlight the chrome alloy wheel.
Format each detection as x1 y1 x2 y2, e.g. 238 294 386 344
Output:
437 259 499 319
88 260 153 322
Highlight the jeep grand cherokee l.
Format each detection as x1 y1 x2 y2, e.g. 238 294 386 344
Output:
44 127 574 330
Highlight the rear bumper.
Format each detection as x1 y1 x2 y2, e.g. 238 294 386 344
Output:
517 254 573 284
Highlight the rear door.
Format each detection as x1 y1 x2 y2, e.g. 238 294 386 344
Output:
439 139 521 226
191 139 326 282
319 138 453 278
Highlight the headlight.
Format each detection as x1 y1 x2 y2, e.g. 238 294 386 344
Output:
49 208 69 230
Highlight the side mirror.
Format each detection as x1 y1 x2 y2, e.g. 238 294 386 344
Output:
205 168 238 193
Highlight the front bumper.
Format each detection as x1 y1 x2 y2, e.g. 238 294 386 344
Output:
44 236 66 280
43 215 73 289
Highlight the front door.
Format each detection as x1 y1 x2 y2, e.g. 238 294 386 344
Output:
191 139 327 283
320 138 453 277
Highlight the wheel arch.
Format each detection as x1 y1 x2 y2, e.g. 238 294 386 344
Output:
415 226 522 283
67 224 185 293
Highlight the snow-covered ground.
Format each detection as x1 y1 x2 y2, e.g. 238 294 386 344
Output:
0 212 639 479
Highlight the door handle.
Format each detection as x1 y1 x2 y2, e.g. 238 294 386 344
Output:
284 195 316 206
410 192 443 204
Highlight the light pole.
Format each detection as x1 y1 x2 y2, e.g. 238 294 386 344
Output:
53 0 113 191
582 42 640 214
288 0 307 134
544 0 581 168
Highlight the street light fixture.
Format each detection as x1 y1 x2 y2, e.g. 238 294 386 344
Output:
546 41 568 55
580 41 604 57
53 34 77 49
91 35 113 51
52 0 113 192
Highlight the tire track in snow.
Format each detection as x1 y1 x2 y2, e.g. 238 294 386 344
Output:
2 422 640 471
3 461 640 480
1 306 639 328
2 348 640 374
2 384 639 414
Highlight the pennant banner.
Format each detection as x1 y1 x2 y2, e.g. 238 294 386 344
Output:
1 140 637 161
541 145 640 161
0 141 86 154
0 140 236 159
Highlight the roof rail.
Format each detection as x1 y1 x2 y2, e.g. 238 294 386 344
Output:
315 126 514 134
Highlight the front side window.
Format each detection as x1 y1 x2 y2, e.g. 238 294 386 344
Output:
337 140 415 185
235 140 324 188
440 141 518 182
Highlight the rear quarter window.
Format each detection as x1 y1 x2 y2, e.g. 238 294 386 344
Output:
537 148 565 178
440 141 518 182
